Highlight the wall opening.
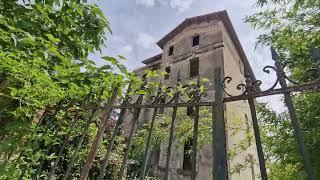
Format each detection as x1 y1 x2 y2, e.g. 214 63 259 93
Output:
168 46 174 56
190 57 199 78
183 138 193 171
193 35 199 46
158 98 166 114
164 67 170 80
187 107 194 116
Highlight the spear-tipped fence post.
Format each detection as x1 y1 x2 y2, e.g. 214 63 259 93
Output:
271 47 315 180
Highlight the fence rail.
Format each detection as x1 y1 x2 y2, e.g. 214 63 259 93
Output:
21 47 320 180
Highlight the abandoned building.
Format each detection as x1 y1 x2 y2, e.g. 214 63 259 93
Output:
123 10 260 180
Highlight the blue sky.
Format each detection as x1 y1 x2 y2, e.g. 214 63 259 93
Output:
91 0 284 112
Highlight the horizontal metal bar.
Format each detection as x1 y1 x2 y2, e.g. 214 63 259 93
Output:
80 101 214 109
224 81 320 102
80 81 320 110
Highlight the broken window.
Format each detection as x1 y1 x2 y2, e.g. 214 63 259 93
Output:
193 35 199 46
168 46 174 56
190 57 199 78
164 66 170 80
142 74 147 81
183 138 193 171
187 107 194 116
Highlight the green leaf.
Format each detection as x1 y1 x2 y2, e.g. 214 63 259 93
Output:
46 34 61 43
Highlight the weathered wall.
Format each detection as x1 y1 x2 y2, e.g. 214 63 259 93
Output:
221 21 260 180
122 16 260 180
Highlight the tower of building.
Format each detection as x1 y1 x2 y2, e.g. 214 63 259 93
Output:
125 10 260 180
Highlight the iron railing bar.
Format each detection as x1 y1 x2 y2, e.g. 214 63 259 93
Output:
78 81 320 110
90 101 214 109
98 108 126 180
282 92 315 180
212 67 228 180
79 87 119 180
63 90 106 180
139 83 163 180
117 95 144 180
32 101 71 179
140 102 160 179
16 108 49 162
191 104 200 180
245 74 268 180
164 90 180 180
247 94 268 180
272 47 315 180
191 78 200 180
224 81 320 102
164 71 182 180
98 84 132 180
33 105 72 179
47 95 91 179
62 107 99 180
17 108 52 180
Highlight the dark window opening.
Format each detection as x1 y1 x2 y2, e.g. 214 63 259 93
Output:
142 74 147 81
168 46 174 56
151 64 160 71
183 138 193 171
190 58 199 78
164 67 170 80
193 35 199 46
158 98 166 114
187 107 194 116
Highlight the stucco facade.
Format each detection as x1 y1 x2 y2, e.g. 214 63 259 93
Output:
125 10 260 180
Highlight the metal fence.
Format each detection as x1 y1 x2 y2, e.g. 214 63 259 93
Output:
28 47 320 180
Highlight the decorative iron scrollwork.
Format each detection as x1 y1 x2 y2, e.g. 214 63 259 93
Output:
223 47 320 98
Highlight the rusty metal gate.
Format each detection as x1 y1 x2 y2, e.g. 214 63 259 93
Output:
28 47 319 180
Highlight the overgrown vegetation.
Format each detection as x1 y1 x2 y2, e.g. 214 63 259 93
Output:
246 0 320 178
0 1 130 179
1 0 319 179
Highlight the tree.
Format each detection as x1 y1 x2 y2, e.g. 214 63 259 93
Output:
0 1 131 179
246 0 320 178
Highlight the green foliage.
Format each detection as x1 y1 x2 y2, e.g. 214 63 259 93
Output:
257 94 320 178
0 1 131 179
245 0 319 81
247 0 320 178
130 106 255 177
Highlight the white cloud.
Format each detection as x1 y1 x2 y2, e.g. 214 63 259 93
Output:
136 0 156 7
135 0 196 12
169 0 197 12
120 45 133 55
136 33 156 49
